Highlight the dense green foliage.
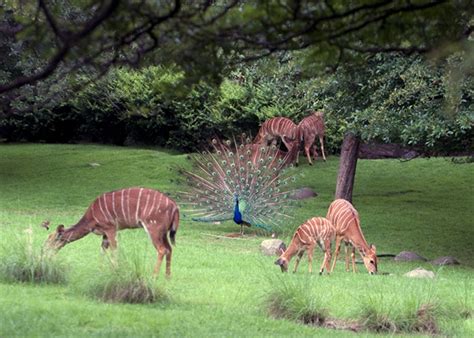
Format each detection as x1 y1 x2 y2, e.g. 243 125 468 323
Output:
0 144 472 336
2 52 472 154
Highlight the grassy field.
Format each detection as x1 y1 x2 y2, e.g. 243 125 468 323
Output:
0 143 472 337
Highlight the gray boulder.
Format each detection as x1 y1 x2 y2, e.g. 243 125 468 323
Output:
431 256 460 266
394 251 427 262
261 239 286 256
290 187 318 200
404 268 435 279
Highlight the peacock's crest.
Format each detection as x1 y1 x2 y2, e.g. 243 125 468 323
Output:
178 134 297 233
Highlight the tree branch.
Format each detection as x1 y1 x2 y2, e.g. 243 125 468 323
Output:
0 0 120 94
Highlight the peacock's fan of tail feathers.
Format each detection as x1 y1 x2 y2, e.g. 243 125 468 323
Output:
177 134 297 232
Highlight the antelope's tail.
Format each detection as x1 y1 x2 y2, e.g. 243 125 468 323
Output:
170 208 179 246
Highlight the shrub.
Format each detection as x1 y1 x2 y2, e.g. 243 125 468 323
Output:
265 275 328 325
83 248 170 304
0 227 67 284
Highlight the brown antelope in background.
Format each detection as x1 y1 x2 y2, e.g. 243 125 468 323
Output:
46 187 179 277
297 111 326 165
254 117 300 159
326 199 377 274
275 217 335 274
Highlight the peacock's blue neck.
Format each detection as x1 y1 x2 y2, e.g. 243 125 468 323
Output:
233 195 243 224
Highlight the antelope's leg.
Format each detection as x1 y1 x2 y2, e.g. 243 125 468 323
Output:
320 135 326 161
163 234 172 278
345 242 350 272
330 235 342 273
320 240 332 275
101 235 109 251
143 221 168 277
307 245 315 273
293 250 305 273
351 246 357 273
304 143 313 165
312 144 318 161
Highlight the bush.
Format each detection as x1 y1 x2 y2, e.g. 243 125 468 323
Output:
2 53 471 154
0 227 68 284
265 275 329 325
82 248 170 304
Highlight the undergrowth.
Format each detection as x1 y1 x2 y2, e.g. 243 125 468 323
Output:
81 247 170 304
0 227 67 284
265 274 329 325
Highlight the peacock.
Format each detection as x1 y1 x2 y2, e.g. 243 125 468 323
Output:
178 134 297 235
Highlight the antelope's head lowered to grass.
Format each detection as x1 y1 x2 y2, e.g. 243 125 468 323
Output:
361 244 378 274
45 225 67 250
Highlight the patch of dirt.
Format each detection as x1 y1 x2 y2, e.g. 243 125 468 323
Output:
321 318 362 332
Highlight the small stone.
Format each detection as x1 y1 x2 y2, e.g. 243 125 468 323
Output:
431 256 460 266
290 187 318 200
261 239 286 256
394 251 427 262
405 268 435 279
88 163 101 167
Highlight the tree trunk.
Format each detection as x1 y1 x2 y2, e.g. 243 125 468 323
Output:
335 132 360 203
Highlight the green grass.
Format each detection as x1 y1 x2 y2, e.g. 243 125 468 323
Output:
0 143 473 337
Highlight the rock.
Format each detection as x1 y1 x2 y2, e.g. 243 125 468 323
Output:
88 162 101 167
394 251 427 262
261 239 286 256
431 256 460 266
290 187 318 200
405 268 435 279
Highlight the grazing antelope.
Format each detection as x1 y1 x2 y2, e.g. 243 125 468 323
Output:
254 117 300 157
326 199 377 274
45 187 179 277
297 111 326 165
275 217 335 274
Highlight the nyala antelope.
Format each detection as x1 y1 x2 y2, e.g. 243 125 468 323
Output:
254 117 300 160
297 111 326 165
326 199 377 274
45 187 179 277
275 217 335 274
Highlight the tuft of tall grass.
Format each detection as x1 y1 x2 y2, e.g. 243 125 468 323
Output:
357 290 440 334
265 274 329 326
82 247 170 304
0 227 67 284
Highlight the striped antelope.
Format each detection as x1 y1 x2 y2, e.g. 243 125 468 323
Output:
326 199 377 274
254 117 300 158
275 217 335 274
45 187 179 277
297 111 326 165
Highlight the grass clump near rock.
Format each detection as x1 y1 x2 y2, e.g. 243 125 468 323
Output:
83 248 170 304
0 227 67 284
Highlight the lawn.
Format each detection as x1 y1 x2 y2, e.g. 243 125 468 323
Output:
0 143 472 337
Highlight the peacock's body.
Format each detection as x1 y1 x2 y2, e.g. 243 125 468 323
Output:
179 135 296 234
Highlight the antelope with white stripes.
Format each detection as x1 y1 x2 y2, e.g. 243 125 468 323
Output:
275 217 335 274
297 111 326 165
326 199 377 274
254 117 299 160
45 187 179 277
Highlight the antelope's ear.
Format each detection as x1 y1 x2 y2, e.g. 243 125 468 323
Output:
370 244 376 252
279 247 285 255
57 225 65 234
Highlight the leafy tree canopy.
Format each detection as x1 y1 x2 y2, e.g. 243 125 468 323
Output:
0 0 472 93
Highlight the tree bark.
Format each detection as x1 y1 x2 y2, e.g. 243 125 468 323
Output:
335 132 360 203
